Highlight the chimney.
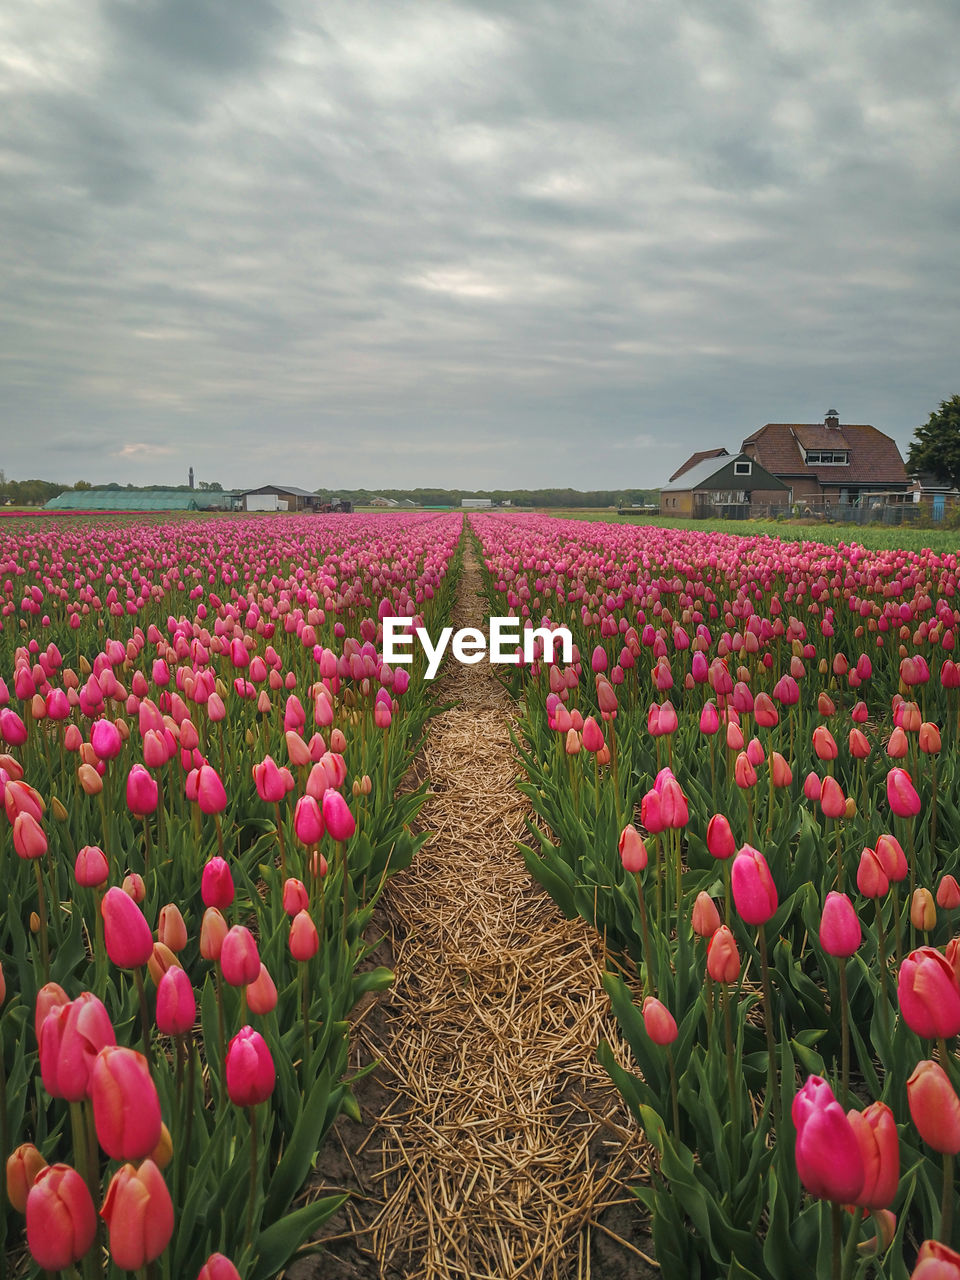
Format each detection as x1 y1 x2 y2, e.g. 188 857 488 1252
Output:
189 466 194 490
825 409 839 431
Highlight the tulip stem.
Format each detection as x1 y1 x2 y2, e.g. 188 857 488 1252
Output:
133 966 153 1066
837 960 850 1107
840 1200 860 1280
301 962 310 1078
246 1105 259 1248
722 981 739 1172
33 861 50 981
666 1046 679 1137
339 840 349 948
274 803 286 878
942 1150 954 1245
634 873 655 996
875 900 890 1037
831 1202 842 1280
757 926 781 1127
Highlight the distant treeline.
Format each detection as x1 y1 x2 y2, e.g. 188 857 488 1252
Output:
1 478 659 509
315 487 661 508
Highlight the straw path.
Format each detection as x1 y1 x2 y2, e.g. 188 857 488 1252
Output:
298 539 653 1280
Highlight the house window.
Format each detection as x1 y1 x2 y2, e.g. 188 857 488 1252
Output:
734 460 752 476
805 450 849 465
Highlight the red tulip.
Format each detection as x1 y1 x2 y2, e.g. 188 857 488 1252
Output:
938 875 960 910
792 1075 864 1203
101 886 153 969
225 1025 275 1106
819 892 861 958
293 794 325 845
289 910 319 961
819 776 846 820
706 925 740 983
887 767 921 818
731 845 778 925
846 1101 899 1209
282 877 309 916
321 789 356 841
198 1255 243 1280
691 892 721 938
13 812 46 860
898 947 960 1039
26 1164 97 1270
220 926 260 987
875 834 909 883
912 1239 960 1278
100 1159 173 1269
618 824 647 873
641 996 677 1046
90 1045 162 1160
706 814 736 860
201 857 235 909
246 963 278 1015
195 764 227 815
126 764 158 816
907 1060 960 1154
769 751 792 788
812 726 838 760
252 755 286 803
38 992 116 1101
856 848 889 899
75 844 109 888
156 967 196 1036
734 752 757 789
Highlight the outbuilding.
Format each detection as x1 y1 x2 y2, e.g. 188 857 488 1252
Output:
660 452 787 518
239 485 321 512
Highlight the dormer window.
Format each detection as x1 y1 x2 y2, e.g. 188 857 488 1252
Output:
805 450 849 465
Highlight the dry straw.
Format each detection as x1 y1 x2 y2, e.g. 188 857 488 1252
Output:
317 551 653 1279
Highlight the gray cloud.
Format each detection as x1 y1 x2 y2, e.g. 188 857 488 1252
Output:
1 0 958 490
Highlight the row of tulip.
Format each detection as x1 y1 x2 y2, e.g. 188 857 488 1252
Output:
471 514 960 1280
0 513 462 1277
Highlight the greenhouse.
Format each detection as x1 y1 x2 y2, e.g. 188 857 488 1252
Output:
44 489 240 511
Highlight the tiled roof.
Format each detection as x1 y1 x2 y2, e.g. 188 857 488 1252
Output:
741 423 908 485
669 448 729 483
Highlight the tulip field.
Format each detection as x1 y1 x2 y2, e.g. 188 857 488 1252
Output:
0 512 461 1278
4 507 960 1280
472 512 960 1280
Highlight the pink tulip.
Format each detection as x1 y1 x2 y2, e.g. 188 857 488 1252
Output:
887 767 921 818
898 947 960 1039
792 1075 864 1202
819 892 861 957
731 845 778 925
101 887 153 969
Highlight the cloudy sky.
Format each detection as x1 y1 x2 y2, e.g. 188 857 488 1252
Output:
1 0 958 491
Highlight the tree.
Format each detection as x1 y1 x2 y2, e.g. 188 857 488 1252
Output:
907 395 960 489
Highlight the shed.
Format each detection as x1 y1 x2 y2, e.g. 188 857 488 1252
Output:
238 485 321 513
44 489 239 512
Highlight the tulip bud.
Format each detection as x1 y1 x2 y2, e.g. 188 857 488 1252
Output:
819 776 846 820
75 845 109 888
225 1025 275 1106
706 814 736 860
887 767 921 818
691 892 721 938
26 1164 97 1270
289 910 319 961
156 967 196 1036
911 888 936 932
819 892 861 958
803 771 821 802
846 1101 899 1210
618 824 647 873
919 722 942 755
856 848 889 899
706 925 740 983
38 992 116 1101
769 751 792 788
731 845 778 925
322 789 356 842
100 1159 174 1269
198 1254 243 1280
898 947 960 1039
246 963 278 1015
938 875 960 910
90 1045 162 1160
158 903 188 952
907 1060 960 1154
792 1075 864 1203
201 857 235 909
912 1240 960 1278
641 996 677 1046
6 1143 47 1213
150 1122 173 1170
875 834 909 883
200 907 228 961
122 872 146 903
101 886 153 969
282 877 309 916
220 925 260 987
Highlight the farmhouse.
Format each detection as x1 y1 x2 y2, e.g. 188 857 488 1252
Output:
660 452 787 517
740 410 910 507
